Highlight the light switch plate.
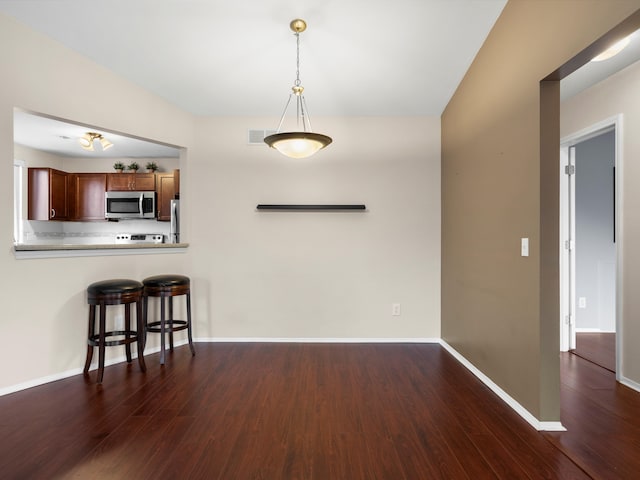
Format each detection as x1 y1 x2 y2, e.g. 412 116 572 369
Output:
521 238 529 257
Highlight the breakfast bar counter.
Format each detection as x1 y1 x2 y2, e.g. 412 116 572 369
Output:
14 242 189 259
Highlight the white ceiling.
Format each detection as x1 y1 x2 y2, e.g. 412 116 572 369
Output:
0 0 508 117
2 0 640 158
13 110 181 158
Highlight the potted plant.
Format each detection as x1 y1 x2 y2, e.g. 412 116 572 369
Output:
127 162 139 173
113 161 125 173
145 161 159 173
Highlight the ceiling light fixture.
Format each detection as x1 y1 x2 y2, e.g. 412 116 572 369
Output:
78 132 113 151
264 19 332 159
591 35 631 62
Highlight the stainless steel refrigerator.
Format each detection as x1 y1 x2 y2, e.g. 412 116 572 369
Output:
170 199 180 243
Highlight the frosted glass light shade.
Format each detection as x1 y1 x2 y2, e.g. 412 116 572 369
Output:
78 132 113 151
592 36 631 61
99 137 113 150
264 132 332 159
79 133 94 150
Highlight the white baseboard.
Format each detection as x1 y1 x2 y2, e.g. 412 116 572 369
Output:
0 338 437 396
575 328 615 333
0 336 598 433
618 375 640 394
195 337 440 344
439 340 566 432
0 341 185 397
0 339 436 396
0 367 86 397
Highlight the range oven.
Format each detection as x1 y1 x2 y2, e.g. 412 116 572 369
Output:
114 233 164 244
105 191 156 219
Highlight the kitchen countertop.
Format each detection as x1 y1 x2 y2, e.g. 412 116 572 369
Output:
15 242 188 251
13 242 189 259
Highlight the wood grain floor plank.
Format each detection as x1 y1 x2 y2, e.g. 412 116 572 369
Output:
409 345 588 479
1 343 638 479
572 332 615 372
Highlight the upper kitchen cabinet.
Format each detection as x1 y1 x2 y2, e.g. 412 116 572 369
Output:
173 168 180 198
69 173 107 221
107 173 156 191
156 171 177 221
28 168 69 221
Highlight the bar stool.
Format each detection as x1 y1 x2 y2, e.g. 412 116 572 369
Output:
142 274 195 364
83 279 147 384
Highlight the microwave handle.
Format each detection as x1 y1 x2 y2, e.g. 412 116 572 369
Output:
139 193 144 215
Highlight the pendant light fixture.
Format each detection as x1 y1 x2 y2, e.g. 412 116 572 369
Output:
264 19 332 159
78 132 113 151
591 34 631 62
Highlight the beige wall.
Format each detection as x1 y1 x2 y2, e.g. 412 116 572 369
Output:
0 13 440 391
0 13 196 390
561 60 640 386
189 116 440 340
442 0 640 421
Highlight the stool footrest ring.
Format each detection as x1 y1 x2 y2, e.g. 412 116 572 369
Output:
88 330 140 347
146 320 188 333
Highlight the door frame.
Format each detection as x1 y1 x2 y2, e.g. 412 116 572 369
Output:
559 114 623 377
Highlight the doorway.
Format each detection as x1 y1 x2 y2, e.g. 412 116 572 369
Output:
560 117 620 373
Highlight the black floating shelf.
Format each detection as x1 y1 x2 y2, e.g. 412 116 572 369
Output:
257 204 366 211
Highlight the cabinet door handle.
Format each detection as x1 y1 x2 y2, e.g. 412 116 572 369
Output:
51 208 56 218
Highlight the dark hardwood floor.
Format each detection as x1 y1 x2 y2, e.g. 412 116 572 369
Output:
543 351 640 479
571 332 616 372
0 343 637 479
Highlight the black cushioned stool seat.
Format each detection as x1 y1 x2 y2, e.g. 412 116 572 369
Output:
142 274 195 364
83 279 146 384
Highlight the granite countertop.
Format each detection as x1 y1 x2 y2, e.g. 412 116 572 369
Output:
15 242 189 251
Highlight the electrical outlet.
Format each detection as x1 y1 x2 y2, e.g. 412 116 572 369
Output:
392 303 401 316
578 297 587 309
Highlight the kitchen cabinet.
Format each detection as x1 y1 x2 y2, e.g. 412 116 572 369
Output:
27 168 179 222
28 168 69 220
69 173 107 221
107 173 155 191
173 168 180 198
156 172 176 221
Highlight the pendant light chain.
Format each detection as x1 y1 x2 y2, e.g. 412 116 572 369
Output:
293 29 306 131
295 31 301 87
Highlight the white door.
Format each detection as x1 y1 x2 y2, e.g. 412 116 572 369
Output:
560 119 619 354
560 145 577 351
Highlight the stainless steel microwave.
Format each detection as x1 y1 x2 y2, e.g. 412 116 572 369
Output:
105 191 156 219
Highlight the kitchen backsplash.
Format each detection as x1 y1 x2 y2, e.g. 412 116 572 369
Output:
21 219 171 245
